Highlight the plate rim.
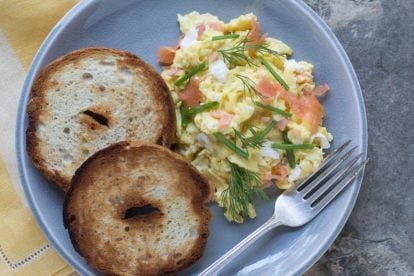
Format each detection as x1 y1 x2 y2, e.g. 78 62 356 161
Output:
15 0 368 274
286 1 368 274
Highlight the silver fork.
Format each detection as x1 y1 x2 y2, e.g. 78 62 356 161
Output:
199 140 368 276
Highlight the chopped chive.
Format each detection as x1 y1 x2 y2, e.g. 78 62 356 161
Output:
180 107 190 128
212 34 240 41
282 132 296 169
271 143 316 150
213 132 249 160
254 102 292 117
260 56 290 91
181 113 190 128
174 61 207 86
182 101 219 116
180 101 219 128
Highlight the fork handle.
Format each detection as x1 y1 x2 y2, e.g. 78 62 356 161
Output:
199 216 283 276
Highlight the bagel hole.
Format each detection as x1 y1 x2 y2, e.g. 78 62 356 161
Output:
82 110 109 127
123 204 160 219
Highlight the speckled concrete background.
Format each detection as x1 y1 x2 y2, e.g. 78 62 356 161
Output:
302 1 414 275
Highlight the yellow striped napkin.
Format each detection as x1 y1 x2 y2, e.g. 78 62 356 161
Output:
0 0 78 274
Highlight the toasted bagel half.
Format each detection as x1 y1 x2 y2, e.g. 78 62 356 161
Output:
63 141 211 275
26 47 176 190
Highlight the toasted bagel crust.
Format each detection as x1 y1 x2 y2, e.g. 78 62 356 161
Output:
26 47 176 191
63 141 211 275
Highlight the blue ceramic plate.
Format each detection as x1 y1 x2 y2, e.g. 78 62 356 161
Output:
16 0 367 275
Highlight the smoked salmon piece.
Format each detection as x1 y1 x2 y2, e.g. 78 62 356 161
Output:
180 78 203 108
262 164 288 187
256 77 324 132
157 46 176 65
281 89 324 133
197 21 223 40
208 51 219 64
313 84 330 97
247 20 262 43
197 23 206 39
247 20 265 56
211 110 234 129
256 77 279 100
256 77 284 104
277 117 288 131
207 21 224 32
271 164 288 182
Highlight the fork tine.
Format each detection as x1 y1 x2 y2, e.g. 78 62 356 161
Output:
312 159 369 213
300 146 357 196
307 153 362 202
296 140 351 191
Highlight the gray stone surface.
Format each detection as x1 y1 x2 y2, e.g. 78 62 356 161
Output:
302 0 414 275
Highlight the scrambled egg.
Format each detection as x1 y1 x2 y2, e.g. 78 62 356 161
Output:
160 12 333 223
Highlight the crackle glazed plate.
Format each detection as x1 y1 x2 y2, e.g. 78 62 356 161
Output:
16 0 367 275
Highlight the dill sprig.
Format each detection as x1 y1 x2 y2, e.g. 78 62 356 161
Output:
246 40 280 56
234 120 276 148
218 37 255 67
221 161 267 221
218 34 282 68
235 74 261 99
180 101 219 128
213 132 249 160
174 61 207 86
212 34 240 41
